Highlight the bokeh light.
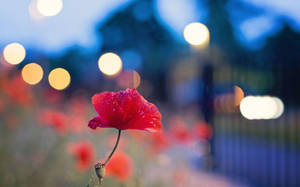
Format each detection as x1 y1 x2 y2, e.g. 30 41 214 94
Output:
262 96 278 119
29 0 44 20
36 0 63 17
273 97 284 119
240 96 284 120
3 43 26 65
21 63 44 85
234 86 244 106
133 71 141 88
48 68 71 90
98 52 122 76
183 22 210 47
117 70 141 88
214 86 244 114
240 96 260 120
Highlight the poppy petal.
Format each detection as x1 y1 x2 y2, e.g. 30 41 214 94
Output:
88 116 109 129
89 88 162 131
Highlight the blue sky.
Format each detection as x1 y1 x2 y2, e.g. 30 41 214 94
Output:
0 0 133 53
235 0 300 49
0 0 300 53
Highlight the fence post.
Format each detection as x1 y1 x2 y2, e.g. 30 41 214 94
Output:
200 63 215 169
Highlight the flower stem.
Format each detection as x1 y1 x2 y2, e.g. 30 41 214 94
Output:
87 129 122 187
104 129 122 166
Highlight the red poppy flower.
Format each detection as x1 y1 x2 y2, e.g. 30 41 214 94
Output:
44 89 64 105
169 117 192 144
193 121 212 141
38 109 68 135
88 88 162 132
105 151 133 181
2 75 33 106
149 132 170 154
68 141 96 172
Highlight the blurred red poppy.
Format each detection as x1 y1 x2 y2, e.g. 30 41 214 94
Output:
149 132 170 154
193 121 212 141
1 75 33 106
88 88 162 132
44 89 64 105
105 151 133 181
68 141 95 172
38 109 68 135
169 117 191 144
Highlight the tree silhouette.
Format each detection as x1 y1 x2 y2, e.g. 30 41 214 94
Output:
95 0 176 101
262 24 300 105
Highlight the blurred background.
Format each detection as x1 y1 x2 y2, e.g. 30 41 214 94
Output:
0 0 300 186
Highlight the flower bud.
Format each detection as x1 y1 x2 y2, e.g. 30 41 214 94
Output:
95 163 106 185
